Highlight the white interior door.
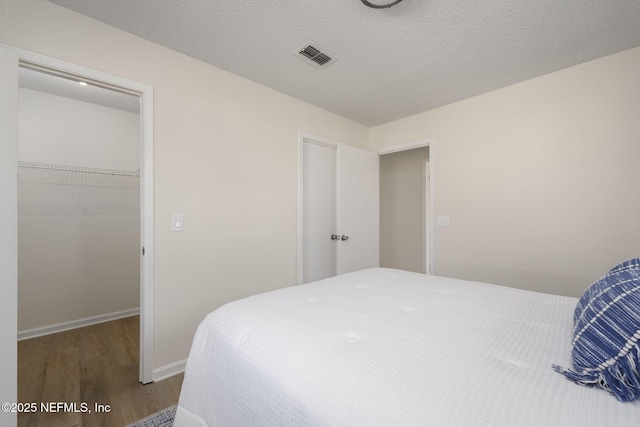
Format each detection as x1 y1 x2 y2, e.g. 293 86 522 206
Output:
302 140 337 283
300 135 379 284
0 46 19 427
337 143 379 274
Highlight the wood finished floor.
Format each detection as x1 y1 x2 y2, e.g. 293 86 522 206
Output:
18 316 183 427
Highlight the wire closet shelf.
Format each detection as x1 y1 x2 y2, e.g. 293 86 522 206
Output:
18 161 140 177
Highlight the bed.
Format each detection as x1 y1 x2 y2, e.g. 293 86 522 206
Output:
174 266 640 426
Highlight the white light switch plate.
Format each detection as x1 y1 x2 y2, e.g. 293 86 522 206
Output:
172 214 184 231
437 215 450 227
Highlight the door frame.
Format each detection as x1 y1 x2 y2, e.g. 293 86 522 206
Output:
2 45 155 383
297 132 340 285
0 46 19 427
378 138 435 274
423 159 431 275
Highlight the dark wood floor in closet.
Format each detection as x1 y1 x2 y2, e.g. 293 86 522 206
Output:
18 316 183 427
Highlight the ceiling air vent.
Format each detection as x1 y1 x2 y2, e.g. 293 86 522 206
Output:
295 42 336 69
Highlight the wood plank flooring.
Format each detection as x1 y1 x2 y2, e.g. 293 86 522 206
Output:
18 316 183 427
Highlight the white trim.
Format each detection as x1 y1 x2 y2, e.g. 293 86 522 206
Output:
297 135 304 285
298 131 341 149
428 144 435 275
378 139 436 275
17 308 140 341
0 46 19 427
3 44 155 384
153 358 187 382
423 160 430 275
377 138 433 155
139 69 155 385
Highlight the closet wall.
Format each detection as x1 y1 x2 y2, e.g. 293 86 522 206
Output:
18 87 140 333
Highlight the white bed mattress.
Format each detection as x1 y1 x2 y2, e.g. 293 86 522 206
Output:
174 268 640 426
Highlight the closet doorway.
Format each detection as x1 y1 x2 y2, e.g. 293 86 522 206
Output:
18 64 140 339
379 140 434 274
3 47 155 385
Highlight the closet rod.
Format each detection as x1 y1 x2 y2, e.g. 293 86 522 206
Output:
20 60 142 97
18 161 140 177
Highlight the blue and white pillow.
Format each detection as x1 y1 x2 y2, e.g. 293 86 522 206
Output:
553 257 640 402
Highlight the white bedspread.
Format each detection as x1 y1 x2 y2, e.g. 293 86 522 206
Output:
174 268 640 426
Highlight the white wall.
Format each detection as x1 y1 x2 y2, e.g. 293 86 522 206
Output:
371 47 640 297
18 88 140 332
0 0 370 372
379 147 429 273
19 88 140 170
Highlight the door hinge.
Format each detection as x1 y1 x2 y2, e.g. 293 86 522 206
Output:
142 246 145 256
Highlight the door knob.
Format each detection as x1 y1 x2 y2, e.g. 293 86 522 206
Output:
331 234 340 240
341 235 349 241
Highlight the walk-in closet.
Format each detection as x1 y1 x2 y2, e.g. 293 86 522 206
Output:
17 65 141 339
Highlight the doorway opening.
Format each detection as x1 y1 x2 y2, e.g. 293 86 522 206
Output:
17 63 140 340
10 51 155 384
378 140 434 274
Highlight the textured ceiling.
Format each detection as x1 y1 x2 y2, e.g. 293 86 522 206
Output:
48 0 640 126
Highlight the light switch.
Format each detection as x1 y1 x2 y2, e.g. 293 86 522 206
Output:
437 215 450 227
172 214 184 231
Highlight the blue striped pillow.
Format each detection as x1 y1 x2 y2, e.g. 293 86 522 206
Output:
553 258 640 402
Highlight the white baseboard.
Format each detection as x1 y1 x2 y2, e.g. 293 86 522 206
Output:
18 308 140 341
153 358 187 382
